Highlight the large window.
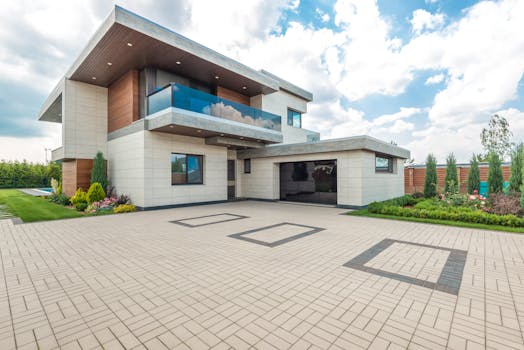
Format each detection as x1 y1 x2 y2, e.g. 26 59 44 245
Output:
171 153 203 185
287 109 301 128
375 154 393 173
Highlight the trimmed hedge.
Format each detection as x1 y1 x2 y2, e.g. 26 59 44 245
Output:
367 196 524 228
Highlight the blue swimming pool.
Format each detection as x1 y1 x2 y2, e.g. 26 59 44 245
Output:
38 187 53 193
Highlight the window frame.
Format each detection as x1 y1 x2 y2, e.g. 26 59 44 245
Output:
375 154 394 173
244 159 251 174
287 108 302 128
171 153 204 185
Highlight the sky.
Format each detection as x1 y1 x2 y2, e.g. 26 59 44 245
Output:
0 0 523 164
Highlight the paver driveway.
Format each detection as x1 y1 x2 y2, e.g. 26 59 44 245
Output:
1 201 524 350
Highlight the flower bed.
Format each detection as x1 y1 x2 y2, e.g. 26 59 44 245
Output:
366 192 524 228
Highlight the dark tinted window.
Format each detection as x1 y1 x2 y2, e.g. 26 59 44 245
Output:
375 155 393 173
172 153 203 184
287 109 301 128
244 159 251 174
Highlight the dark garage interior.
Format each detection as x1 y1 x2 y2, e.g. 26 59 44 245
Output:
279 160 337 205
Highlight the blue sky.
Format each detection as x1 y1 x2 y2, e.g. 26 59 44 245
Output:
0 0 523 163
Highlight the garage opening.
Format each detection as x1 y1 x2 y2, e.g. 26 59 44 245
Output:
279 160 337 205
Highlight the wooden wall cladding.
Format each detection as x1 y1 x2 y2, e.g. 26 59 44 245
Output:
216 86 250 106
61 159 98 197
108 70 139 133
62 161 77 197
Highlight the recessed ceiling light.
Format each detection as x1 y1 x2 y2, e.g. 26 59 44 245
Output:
127 42 133 47
169 125 174 128
242 86 247 90
92 77 97 80
215 76 220 79
175 61 181 65
197 129 202 133
257 139 261 142
220 133 224 136
107 62 113 66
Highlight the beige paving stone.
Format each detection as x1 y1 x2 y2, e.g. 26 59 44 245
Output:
1 201 524 349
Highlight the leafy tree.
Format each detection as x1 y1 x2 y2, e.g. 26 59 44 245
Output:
467 154 480 194
480 114 513 160
444 153 459 194
487 152 503 195
424 154 438 198
90 151 108 190
509 143 524 192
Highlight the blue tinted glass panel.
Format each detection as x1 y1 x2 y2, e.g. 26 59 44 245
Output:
187 155 203 184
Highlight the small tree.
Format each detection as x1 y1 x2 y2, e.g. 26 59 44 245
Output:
91 151 108 190
509 143 523 192
424 154 438 198
444 153 458 194
467 154 480 194
487 152 503 195
480 114 513 160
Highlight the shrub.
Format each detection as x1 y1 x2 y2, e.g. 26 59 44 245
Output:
57 182 62 195
90 151 108 190
74 202 88 212
488 152 503 194
368 202 523 227
86 183 106 204
509 144 524 192
51 178 59 194
487 193 521 216
70 188 87 205
117 194 131 205
424 154 438 198
48 193 70 206
412 192 424 199
114 204 137 213
467 154 480 194
444 153 459 194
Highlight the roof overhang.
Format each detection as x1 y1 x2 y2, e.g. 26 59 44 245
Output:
259 70 313 102
65 6 279 96
236 135 411 160
38 78 64 122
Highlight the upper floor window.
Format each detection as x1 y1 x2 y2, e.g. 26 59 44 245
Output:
287 109 301 128
375 154 394 173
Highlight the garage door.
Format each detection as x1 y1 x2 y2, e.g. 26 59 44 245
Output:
279 160 337 205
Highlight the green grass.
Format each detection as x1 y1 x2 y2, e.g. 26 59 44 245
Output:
348 208 524 234
0 189 83 223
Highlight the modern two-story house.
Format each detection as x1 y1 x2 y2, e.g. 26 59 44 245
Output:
38 6 409 209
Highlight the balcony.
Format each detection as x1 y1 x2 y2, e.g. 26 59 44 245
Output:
51 147 64 162
147 83 281 132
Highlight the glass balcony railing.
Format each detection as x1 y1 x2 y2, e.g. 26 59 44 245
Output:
147 83 281 132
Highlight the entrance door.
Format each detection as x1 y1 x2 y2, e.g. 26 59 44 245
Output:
227 160 235 200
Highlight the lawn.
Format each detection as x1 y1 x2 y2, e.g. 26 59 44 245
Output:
348 208 524 233
0 189 82 223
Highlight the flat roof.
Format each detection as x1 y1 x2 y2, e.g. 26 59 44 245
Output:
236 135 410 160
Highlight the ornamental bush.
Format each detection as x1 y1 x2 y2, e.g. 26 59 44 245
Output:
467 154 480 194
70 188 87 206
509 144 524 192
86 183 106 204
487 152 503 195
424 154 438 198
114 204 137 213
444 153 459 194
90 151 108 190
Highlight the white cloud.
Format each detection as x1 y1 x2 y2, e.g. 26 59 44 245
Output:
425 73 445 85
410 9 445 34
2 0 524 165
0 123 61 163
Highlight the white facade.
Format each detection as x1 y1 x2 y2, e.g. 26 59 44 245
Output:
62 80 108 159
